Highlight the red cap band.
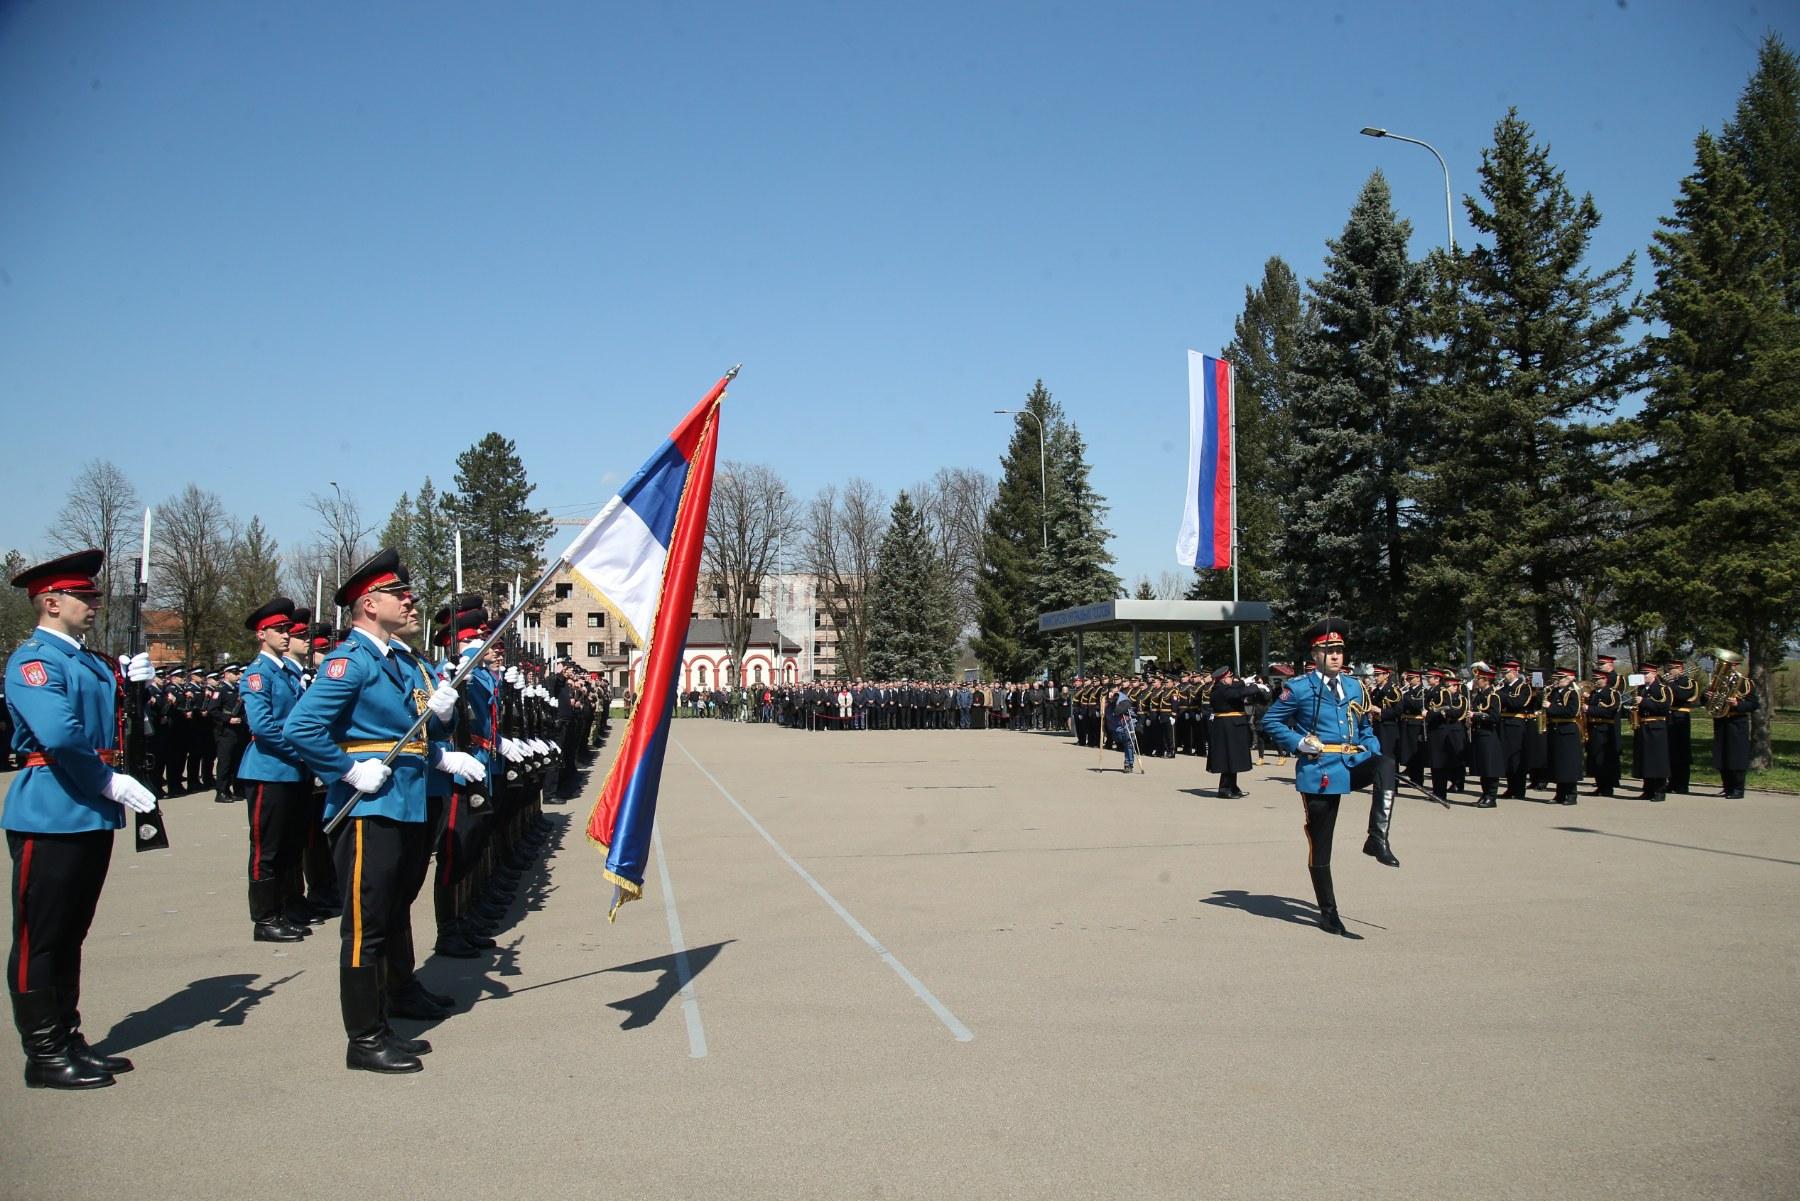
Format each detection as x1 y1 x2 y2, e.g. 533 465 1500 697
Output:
28 574 97 598
343 571 401 605
255 613 292 632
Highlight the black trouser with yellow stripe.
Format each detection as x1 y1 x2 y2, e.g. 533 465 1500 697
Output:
1301 794 1341 914
330 816 429 971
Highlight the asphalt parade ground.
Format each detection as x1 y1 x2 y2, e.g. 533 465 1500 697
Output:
2 721 1797 1201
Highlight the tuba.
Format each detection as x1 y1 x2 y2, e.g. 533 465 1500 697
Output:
1704 649 1747 718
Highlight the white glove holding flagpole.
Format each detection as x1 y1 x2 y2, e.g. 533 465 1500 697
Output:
118 652 154 682
343 759 392 794
426 682 459 721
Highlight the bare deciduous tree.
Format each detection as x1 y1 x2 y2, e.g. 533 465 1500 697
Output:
1155 571 1187 600
913 466 992 638
799 478 888 679
701 462 798 685
47 459 140 653
284 540 341 622
306 487 372 594
153 485 232 663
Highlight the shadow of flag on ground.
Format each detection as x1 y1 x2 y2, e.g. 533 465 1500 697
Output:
605 940 732 1030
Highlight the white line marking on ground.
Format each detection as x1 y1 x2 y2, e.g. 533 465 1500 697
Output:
674 738 974 1042
653 822 708 1058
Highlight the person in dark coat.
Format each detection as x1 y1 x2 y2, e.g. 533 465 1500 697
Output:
1631 662 1674 803
1467 664 1505 807
1425 667 1468 799
1664 656 1701 794
1584 668 1623 796
1205 666 1257 797
1708 651 1757 799
1396 667 1429 789
1543 666 1585 805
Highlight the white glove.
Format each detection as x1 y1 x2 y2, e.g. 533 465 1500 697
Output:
103 773 157 814
1297 734 1325 756
529 738 549 756
118 652 154 683
500 738 526 763
434 749 487 784
546 696 559 709
505 667 522 686
426 682 459 721
343 759 392 794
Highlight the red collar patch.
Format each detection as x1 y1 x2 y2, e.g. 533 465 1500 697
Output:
325 658 349 680
20 661 48 687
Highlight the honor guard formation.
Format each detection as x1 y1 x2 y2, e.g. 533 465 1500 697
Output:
1 544 1764 1084
4 547 610 1087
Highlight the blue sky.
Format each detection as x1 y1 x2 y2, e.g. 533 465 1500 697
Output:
2 0 1792 590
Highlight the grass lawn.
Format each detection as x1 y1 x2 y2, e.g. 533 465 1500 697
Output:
1621 706 1800 794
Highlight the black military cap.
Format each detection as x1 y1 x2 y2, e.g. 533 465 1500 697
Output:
1210 665 1232 682
1303 617 1350 648
310 624 337 648
11 548 105 596
287 606 313 634
334 547 409 608
434 607 490 646
245 596 296 632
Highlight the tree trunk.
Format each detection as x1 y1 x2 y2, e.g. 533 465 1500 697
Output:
1749 628 1776 771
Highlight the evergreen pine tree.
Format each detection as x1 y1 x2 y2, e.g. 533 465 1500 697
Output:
865 491 958 680
1035 421 1124 680
1417 111 1636 668
1721 35 1800 311
1629 127 1800 769
0 549 32 651
973 381 1059 679
222 517 283 654
1276 172 1432 662
445 435 556 604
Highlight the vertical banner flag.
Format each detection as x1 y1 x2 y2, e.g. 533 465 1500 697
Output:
564 368 732 918
1175 350 1233 569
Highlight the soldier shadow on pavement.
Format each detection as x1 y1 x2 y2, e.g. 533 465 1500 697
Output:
94 970 303 1055
604 941 733 1030
1200 889 1365 938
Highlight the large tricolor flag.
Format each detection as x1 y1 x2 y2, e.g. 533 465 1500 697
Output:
565 368 732 918
1175 350 1233 569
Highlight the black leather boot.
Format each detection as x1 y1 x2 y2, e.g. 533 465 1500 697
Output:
1362 790 1400 867
61 968 132 1075
342 968 422 1073
12 990 113 1089
1307 865 1350 937
387 976 452 1020
250 880 305 942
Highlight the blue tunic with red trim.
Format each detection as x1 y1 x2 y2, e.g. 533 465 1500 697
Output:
237 650 307 784
1260 671 1380 796
281 628 445 823
3 631 127 833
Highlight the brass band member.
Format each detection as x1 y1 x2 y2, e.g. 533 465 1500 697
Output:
1468 664 1504 808
1205 666 1258 798
1497 659 1535 799
1396 667 1429 788
1709 651 1757 799
1631 661 1674 804
1425 666 1468 799
1584 667 1623 796
1543 666 1585 805
1665 655 1701 795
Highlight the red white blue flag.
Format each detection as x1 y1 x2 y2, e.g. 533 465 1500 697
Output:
1175 351 1233 569
566 369 731 918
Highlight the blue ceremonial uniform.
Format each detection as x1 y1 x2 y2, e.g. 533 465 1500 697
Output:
4 631 126 834
237 651 307 784
1260 671 1379 795
281 629 444 824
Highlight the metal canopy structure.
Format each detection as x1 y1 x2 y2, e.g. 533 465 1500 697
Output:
1037 599 1275 676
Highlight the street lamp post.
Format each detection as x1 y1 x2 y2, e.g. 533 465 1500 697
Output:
1361 125 1471 665
1359 127 1455 252
992 409 1048 550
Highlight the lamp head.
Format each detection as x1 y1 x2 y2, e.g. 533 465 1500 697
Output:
1360 127 1387 138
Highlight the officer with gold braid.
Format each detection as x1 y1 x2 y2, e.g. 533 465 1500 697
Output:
282 549 483 1074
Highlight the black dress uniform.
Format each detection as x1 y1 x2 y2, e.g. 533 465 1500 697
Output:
1467 670 1505 807
1425 670 1468 798
1543 670 1585 805
212 665 249 802
1396 670 1429 788
1205 670 1256 797
1665 661 1700 794
1631 666 1674 803
1709 658 1757 798
1497 663 1534 798
1584 672 1623 796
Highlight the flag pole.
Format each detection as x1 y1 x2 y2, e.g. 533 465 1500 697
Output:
1228 359 1240 675
323 554 565 837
